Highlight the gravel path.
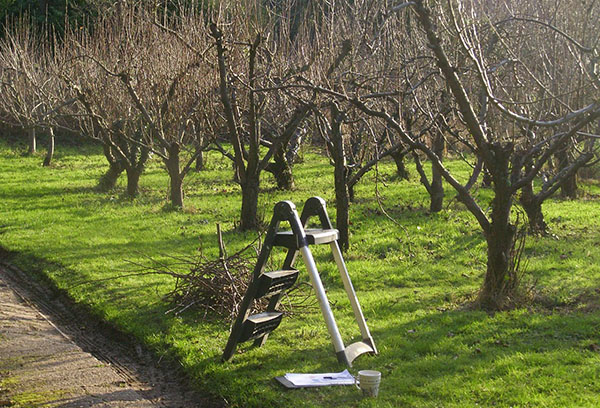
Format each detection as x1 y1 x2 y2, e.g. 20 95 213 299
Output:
0 264 222 408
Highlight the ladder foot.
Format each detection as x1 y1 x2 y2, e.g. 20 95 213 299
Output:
362 336 378 355
338 340 377 367
336 349 351 366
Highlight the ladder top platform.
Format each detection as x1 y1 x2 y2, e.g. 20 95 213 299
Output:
274 228 339 248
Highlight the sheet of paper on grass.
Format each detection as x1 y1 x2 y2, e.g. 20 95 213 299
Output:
283 369 355 387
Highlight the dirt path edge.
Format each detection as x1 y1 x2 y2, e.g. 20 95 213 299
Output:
0 248 225 408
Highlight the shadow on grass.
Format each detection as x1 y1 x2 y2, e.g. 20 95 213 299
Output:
366 305 600 394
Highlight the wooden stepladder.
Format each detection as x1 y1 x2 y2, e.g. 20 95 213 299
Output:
222 197 376 366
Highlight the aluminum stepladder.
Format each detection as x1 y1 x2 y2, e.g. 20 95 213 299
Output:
222 196 377 366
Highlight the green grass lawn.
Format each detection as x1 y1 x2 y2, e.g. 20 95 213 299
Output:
1 140 600 407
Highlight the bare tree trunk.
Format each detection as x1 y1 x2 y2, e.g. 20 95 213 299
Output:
195 151 204 171
124 145 149 198
165 144 184 208
98 144 124 191
266 148 295 190
478 145 517 310
519 180 547 234
391 149 410 180
560 172 578 198
240 176 260 230
429 133 445 213
556 148 578 198
480 214 516 310
329 105 350 250
334 160 350 251
28 127 36 154
265 114 308 190
98 161 123 191
42 128 54 167
125 167 142 198
169 173 184 208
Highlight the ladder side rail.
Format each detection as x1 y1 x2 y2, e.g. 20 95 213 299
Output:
300 196 334 229
253 202 305 348
304 196 377 358
299 245 347 364
330 240 376 351
298 197 349 364
222 204 287 361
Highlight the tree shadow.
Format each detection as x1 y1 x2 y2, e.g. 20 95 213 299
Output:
357 304 600 405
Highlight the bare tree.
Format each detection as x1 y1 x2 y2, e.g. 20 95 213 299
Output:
406 0 599 307
284 1 413 249
0 16 63 162
300 0 600 308
61 4 213 203
208 0 314 229
498 0 600 227
59 16 151 195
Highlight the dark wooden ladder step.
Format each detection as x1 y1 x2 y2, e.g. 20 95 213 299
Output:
273 228 339 248
239 312 284 343
255 269 299 299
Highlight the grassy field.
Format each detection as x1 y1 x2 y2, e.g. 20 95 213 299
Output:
1 139 600 407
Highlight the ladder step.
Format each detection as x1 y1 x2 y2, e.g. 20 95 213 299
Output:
255 269 299 299
239 312 283 343
274 228 339 248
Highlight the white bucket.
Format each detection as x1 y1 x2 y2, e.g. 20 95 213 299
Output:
355 370 381 397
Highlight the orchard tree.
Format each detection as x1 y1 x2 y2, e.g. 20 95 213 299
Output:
0 22 44 154
63 4 212 203
303 0 600 309
59 12 152 195
0 20 71 164
400 0 599 308
209 0 315 230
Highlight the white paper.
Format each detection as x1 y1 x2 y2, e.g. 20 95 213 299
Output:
284 369 355 386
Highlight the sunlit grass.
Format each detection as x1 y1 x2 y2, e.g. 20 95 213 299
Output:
1 140 599 407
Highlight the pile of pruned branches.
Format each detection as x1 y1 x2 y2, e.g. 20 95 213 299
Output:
152 227 316 320
158 241 255 319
